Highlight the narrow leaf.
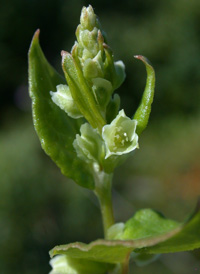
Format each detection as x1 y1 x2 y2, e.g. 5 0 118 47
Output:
133 55 155 136
62 51 106 131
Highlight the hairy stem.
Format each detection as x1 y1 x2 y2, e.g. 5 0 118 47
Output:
94 172 115 239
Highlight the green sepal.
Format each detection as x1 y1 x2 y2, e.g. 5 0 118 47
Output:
133 55 155 136
92 77 113 111
113 60 126 90
62 51 106 131
103 46 126 91
28 30 94 189
49 254 114 274
50 203 200 265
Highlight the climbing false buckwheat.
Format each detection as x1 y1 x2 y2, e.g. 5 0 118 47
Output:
28 4 200 274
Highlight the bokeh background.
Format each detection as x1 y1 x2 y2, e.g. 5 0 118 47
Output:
1 0 200 273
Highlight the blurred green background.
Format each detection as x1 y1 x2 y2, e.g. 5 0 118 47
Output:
0 0 200 273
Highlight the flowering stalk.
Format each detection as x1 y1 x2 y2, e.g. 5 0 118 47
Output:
29 5 156 274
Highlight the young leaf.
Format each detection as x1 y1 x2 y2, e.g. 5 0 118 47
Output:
28 30 94 189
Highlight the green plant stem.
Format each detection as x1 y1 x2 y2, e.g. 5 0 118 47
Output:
94 172 115 239
121 253 130 274
94 172 130 274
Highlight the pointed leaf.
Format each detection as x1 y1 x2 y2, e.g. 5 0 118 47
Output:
28 30 94 189
62 51 106 131
133 55 155 136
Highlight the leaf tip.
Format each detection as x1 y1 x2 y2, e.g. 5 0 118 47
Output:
32 29 40 42
134 55 152 67
61 50 71 64
61 50 68 57
28 29 41 57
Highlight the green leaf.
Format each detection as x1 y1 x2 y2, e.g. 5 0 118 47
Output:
133 55 155 136
138 201 200 254
61 50 106 131
28 29 94 189
50 204 200 265
49 229 179 265
49 254 114 274
119 209 180 240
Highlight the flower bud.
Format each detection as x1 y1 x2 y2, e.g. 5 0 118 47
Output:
73 123 105 169
50 84 83 119
80 5 97 31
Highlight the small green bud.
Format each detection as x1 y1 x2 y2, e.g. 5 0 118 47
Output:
80 5 97 31
92 78 113 109
82 51 103 79
78 28 99 56
71 5 125 115
102 110 139 159
50 84 83 119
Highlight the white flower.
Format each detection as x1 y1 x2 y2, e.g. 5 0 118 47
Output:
50 84 82 119
102 110 139 159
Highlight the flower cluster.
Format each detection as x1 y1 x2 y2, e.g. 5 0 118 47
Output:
50 5 155 173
